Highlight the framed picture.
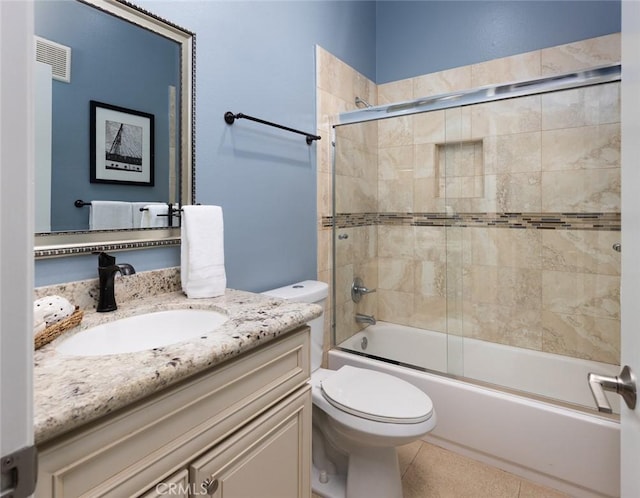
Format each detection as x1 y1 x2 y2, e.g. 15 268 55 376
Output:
90 100 154 186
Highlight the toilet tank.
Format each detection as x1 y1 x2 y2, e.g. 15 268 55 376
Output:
261 280 328 372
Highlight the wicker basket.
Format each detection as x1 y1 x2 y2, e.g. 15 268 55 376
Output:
34 307 83 350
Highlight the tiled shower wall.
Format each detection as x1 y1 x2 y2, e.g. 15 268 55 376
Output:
317 33 621 366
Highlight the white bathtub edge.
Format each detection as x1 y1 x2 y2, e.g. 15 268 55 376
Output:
329 349 620 498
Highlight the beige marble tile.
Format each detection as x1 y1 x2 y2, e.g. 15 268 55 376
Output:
495 172 541 212
334 298 358 345
414 260 446 297
444 107 472 142
542 270 620 320
541 168 620 212
378 77 413 105
317 171 332 218
377 289 414 326
411 293 448 333
337 119 378 146
316 88 351 129
469 228 542 270
378 226 415 259
483 132 541 175
413 65 472 98
379 145 414 180
463 301 543 350
335 263 355 306
541 83 620 130
437 140 483 178
541 33 620 76
414 143 438 179
414 178 444 212
379 114 414 148
542 310 620 364
542 230 621 276
317 227 332 273
335 173 377 212
334 139 377 181
379 176 414 212
471 95 541 138
414 110 446 144
402 442 521 498
414 226 447 262
471 50 541 87
465 265 541 308
316 45 356 104
378 257 414 293
335 226 377 267
541 123 620 172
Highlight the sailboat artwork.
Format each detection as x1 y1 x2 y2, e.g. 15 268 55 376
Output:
105 121 143 173
90 100 155 186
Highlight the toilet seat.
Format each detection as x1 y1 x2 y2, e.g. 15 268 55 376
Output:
320 366 433 424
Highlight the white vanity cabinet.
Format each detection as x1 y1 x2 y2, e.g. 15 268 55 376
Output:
35 327 311 498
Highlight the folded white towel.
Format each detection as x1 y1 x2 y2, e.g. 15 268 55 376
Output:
140 204 168 228
89 201 133 230
181 205 226 298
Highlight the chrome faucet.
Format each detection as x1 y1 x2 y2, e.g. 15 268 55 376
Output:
97 252 136 312
355 313 376 325
351 277 376 303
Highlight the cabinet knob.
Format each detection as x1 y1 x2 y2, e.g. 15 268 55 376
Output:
202 476 219 495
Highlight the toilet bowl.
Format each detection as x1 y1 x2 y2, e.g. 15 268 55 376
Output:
262 280 436 498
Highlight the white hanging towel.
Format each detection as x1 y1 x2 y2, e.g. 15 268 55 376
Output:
131 202 165 228
89 201 133 230
181 205 226 298
140 204 169 228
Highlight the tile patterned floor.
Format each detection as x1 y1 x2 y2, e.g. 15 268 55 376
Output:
313 440 569 498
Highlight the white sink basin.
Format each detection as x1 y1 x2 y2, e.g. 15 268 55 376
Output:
55 309 228 356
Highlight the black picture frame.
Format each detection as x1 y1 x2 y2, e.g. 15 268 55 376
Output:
90 100 155 186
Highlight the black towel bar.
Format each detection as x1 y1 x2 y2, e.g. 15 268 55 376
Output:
224 111 321 145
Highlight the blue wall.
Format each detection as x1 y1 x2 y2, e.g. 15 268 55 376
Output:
35 0 376 290
376 0 621 84
35 0 619 292
35 0 179 231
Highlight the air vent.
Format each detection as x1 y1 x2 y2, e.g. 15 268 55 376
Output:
35 36 71 83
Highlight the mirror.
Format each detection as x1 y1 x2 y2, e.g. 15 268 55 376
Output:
34 0 194 258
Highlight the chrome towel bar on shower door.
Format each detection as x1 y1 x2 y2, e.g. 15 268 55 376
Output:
224 111 321 145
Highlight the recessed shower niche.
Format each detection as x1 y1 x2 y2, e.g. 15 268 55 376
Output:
435 139 485 200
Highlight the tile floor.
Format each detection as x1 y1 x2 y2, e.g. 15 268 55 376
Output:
313 440 570 498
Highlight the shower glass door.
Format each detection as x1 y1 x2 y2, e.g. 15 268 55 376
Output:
332 70 621 413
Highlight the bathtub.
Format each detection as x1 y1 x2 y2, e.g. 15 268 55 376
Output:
329 322 621 498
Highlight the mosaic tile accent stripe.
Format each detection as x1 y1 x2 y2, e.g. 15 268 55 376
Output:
323 212 621 231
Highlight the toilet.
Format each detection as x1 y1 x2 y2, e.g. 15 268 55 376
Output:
263 280 436 498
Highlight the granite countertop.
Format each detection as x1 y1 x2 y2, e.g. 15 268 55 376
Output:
34 289 322 445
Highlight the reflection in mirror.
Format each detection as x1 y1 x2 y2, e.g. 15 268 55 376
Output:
34 0 194 258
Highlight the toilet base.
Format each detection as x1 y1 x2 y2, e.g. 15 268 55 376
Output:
311 446 402 498
347 445 403 498
312 463 346 498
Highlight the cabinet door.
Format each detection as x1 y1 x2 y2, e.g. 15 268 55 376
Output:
139 469 189 498
190 386 311 498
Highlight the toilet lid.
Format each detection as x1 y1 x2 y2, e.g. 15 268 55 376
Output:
320 366 433 424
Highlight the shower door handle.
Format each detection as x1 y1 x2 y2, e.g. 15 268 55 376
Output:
587 365 637 413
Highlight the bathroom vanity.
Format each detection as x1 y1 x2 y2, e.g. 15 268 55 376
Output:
33 271 320 497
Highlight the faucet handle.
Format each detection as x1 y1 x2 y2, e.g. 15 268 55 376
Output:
351 277 376 303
